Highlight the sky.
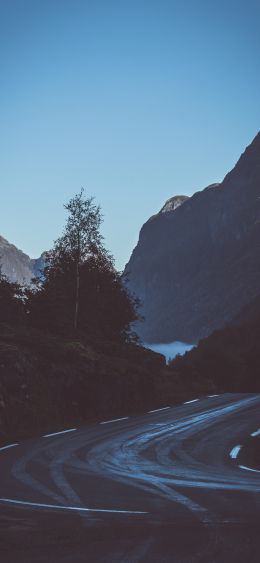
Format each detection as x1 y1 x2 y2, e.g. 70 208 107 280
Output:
0 0 259 270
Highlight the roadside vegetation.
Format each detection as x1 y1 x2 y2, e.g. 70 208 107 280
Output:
1 190 259 443
0 191 211 443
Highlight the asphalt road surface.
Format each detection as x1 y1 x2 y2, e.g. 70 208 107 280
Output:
1 393 260 562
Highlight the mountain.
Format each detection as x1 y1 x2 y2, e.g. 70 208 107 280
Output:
125 133 260 343
0 236 44 284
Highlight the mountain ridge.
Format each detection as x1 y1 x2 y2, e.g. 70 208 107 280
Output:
125 132 260 343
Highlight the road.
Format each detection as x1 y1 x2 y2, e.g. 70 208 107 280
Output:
0 393 260 562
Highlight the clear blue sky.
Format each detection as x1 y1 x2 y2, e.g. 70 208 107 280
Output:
1 0 259 269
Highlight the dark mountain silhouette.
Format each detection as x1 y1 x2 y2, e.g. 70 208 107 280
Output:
0 236 44 284
125 133 260 343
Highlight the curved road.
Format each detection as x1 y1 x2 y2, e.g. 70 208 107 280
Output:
1 393 260 562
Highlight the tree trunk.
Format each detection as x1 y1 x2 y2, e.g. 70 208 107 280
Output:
74 260 80 330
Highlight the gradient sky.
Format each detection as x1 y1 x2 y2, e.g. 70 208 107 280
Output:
1 0 259 269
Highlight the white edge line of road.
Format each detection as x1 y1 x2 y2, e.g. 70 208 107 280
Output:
208 394 219 398
239 465 260 474
0 443 19 452
43 428 77 438
229 445 242 459
100 417 129 425
0 498 148 514
184 399 199 404
147 406 170 414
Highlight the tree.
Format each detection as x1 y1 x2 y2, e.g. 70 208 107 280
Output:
77 251 140 341
50 189 103 330
28 190 140 342
0 269 25 324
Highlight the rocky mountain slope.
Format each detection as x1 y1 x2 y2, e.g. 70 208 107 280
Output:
160 195 189 213
0 236 44 284
125 133 260 343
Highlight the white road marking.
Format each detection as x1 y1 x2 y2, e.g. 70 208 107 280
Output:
184 399 199 404
100 417 129 425
0 498 148 514
208 395 219 398
229 445 242 459
251 428 260 437
0 443 19 452
147 407 170 414
43 428 76 438
239 465 260 474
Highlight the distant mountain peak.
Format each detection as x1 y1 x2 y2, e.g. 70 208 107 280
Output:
0 236 44 285
160 195 189 214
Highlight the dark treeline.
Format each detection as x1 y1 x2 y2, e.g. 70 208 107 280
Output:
169 294 260 392
0 192 172 442
0 275 26 324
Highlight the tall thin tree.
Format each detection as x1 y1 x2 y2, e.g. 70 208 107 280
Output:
57 189 103 330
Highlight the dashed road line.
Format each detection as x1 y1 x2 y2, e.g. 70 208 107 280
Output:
239 465 260 474
184 399 199 404
100 417 129 425
251 428 260 437
43 428 77 438
147 407 170 414
229 445 242 459
230 428 260 471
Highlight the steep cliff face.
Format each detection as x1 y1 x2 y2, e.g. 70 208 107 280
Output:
125 133 260 343
0 236 44 284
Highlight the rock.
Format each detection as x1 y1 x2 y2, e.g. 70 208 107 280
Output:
0 236 44 285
